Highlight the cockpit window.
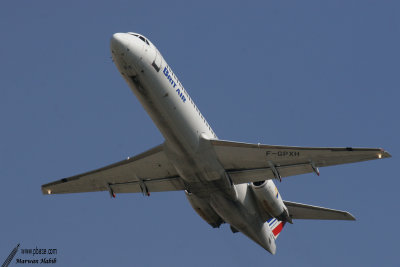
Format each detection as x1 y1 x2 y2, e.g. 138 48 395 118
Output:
139 36 148 44
128 32 149 45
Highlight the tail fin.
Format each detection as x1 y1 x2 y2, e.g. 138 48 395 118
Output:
267 218 286 239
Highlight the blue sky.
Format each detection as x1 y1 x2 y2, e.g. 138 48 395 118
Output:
0 1 398 266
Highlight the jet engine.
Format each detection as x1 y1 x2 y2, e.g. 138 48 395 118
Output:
251 180 292 223
185 191 224 228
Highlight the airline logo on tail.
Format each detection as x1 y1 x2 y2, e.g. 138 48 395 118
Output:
267 218 286 239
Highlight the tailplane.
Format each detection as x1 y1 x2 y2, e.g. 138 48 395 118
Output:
283 201 356 221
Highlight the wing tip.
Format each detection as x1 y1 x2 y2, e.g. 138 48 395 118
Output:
40 183 54 195
346 212 356 221
381 150 392 158
41 185 52 195
41 177 72 195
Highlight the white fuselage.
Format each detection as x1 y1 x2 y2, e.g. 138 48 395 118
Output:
110 33 278 253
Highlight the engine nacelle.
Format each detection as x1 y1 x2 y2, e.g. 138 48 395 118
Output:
185 191 224 228
251 180 292 223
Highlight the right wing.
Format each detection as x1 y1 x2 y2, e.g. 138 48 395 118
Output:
210 139 391 184
284 201 356 221
42 144 185 196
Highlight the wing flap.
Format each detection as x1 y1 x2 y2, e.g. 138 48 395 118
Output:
284 200 356 221
228 164 313 184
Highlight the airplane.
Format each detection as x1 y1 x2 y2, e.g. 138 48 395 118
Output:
42 32 391 254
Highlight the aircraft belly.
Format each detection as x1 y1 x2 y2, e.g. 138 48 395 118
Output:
136 68 202 153
164 135 239 199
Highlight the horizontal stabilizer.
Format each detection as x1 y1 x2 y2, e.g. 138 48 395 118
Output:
283 201 356 221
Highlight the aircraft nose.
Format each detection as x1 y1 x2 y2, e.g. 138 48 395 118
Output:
110 32 144 63
110 33 128 52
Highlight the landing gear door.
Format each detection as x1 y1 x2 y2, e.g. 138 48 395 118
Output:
152 49 162 72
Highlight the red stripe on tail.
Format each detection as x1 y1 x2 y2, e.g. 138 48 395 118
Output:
272 221 286 237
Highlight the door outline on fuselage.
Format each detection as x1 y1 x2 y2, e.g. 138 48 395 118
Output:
152 49 162 72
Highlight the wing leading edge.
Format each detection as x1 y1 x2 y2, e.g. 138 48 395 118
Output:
41 144 184 196
210 139 391 184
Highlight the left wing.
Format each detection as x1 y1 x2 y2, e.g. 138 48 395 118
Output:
210 139 391 184
41 144 184 196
